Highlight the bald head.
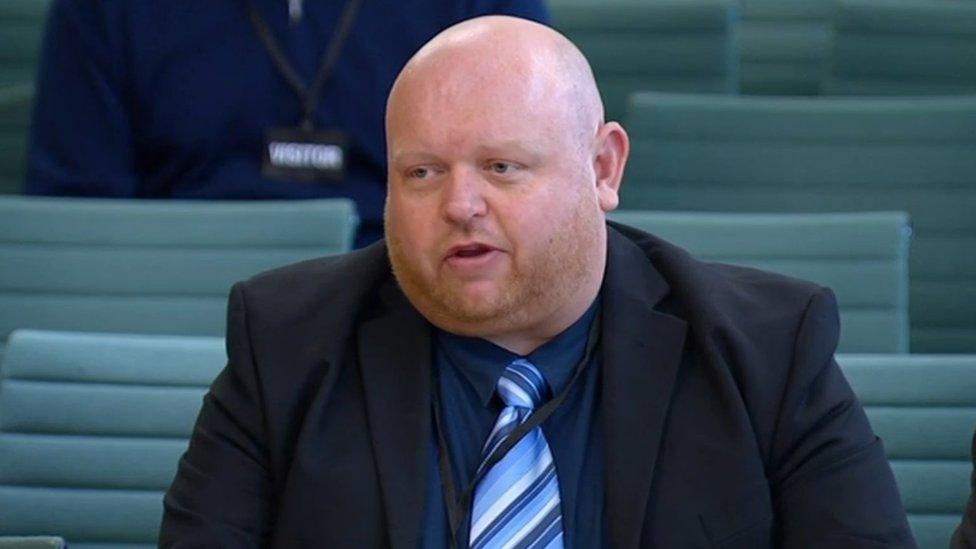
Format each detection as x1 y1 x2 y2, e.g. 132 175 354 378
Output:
382 15 629 353
387 16 604 152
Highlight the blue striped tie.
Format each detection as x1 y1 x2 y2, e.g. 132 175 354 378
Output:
469 358 565 549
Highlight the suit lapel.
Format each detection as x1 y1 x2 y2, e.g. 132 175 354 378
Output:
358 280 432 549
601 228 688 547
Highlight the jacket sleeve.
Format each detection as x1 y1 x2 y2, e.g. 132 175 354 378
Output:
25 0 140 196
769 288 917 548
951 429 976 548
159 283 273 547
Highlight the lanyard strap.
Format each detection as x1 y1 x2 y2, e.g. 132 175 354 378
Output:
246 0 363 130
432 311 603 548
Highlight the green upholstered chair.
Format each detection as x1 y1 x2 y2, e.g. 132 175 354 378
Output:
0 537 65 549
839 354 976 549
0 329 225 548
0 83 33 195
0 0 50 86
823 0 976 95
549 0 739 122
738 0 833 95
623 92 976 353
0 196 358 353
610 211 911 353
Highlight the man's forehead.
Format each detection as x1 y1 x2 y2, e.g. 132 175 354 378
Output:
392 65 572 134
390 71 561 130
387 89 584 168
391 137 548 164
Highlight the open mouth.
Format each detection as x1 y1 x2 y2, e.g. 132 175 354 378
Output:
445 242 503 267
452 244 494 258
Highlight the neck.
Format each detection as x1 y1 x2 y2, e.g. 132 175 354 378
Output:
485 333 552 357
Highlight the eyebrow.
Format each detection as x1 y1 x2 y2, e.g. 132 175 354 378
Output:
390 151 442 166
390 140 547 166
476 141 545 159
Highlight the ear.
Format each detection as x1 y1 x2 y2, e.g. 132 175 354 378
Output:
592 121 630 213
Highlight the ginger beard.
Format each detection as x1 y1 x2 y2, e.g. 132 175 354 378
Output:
386 189 604 339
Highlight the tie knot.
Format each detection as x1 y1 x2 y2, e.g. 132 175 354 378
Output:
497 358 551 410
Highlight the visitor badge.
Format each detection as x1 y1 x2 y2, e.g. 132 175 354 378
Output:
262 127 346 182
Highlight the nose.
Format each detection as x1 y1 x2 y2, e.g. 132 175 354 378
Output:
441 166 487 226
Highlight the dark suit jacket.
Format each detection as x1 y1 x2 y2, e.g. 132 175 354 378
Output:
160 223 915 548
952 429 976 548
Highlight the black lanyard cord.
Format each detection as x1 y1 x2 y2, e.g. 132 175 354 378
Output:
246 0 363 130
432 311 603 547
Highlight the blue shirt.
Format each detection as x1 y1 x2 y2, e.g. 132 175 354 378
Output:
423 301 604 548
25 0 549 247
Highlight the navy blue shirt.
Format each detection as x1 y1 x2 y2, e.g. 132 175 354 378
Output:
423 301 604 548
25 0 549 246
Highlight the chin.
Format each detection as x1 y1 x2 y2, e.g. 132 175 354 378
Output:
427 291 515 332
444 298 505 324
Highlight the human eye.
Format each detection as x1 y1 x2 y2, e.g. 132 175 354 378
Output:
486 161 522 176
406 166 435 179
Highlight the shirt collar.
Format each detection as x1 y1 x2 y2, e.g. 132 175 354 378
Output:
436 298 600 407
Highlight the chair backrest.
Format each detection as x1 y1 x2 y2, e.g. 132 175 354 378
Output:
0 0 49 86
738 0 833 95
610 211 910 353
839 354 976 549
0 537 65 549
0 83 33 194
623 92 976 353
0 329 225 547
823 0 976 95
0 196 358 349
549 0 738 122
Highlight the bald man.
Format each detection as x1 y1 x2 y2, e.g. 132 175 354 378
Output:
161 16 915 548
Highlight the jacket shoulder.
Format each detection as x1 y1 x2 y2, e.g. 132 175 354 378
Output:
234 241 392 326
611 221 838 349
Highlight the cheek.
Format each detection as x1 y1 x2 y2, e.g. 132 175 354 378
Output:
500 200 565 254
387 200 439 262
515 187 597 250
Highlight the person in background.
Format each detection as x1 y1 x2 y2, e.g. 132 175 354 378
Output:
24 0 548 247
